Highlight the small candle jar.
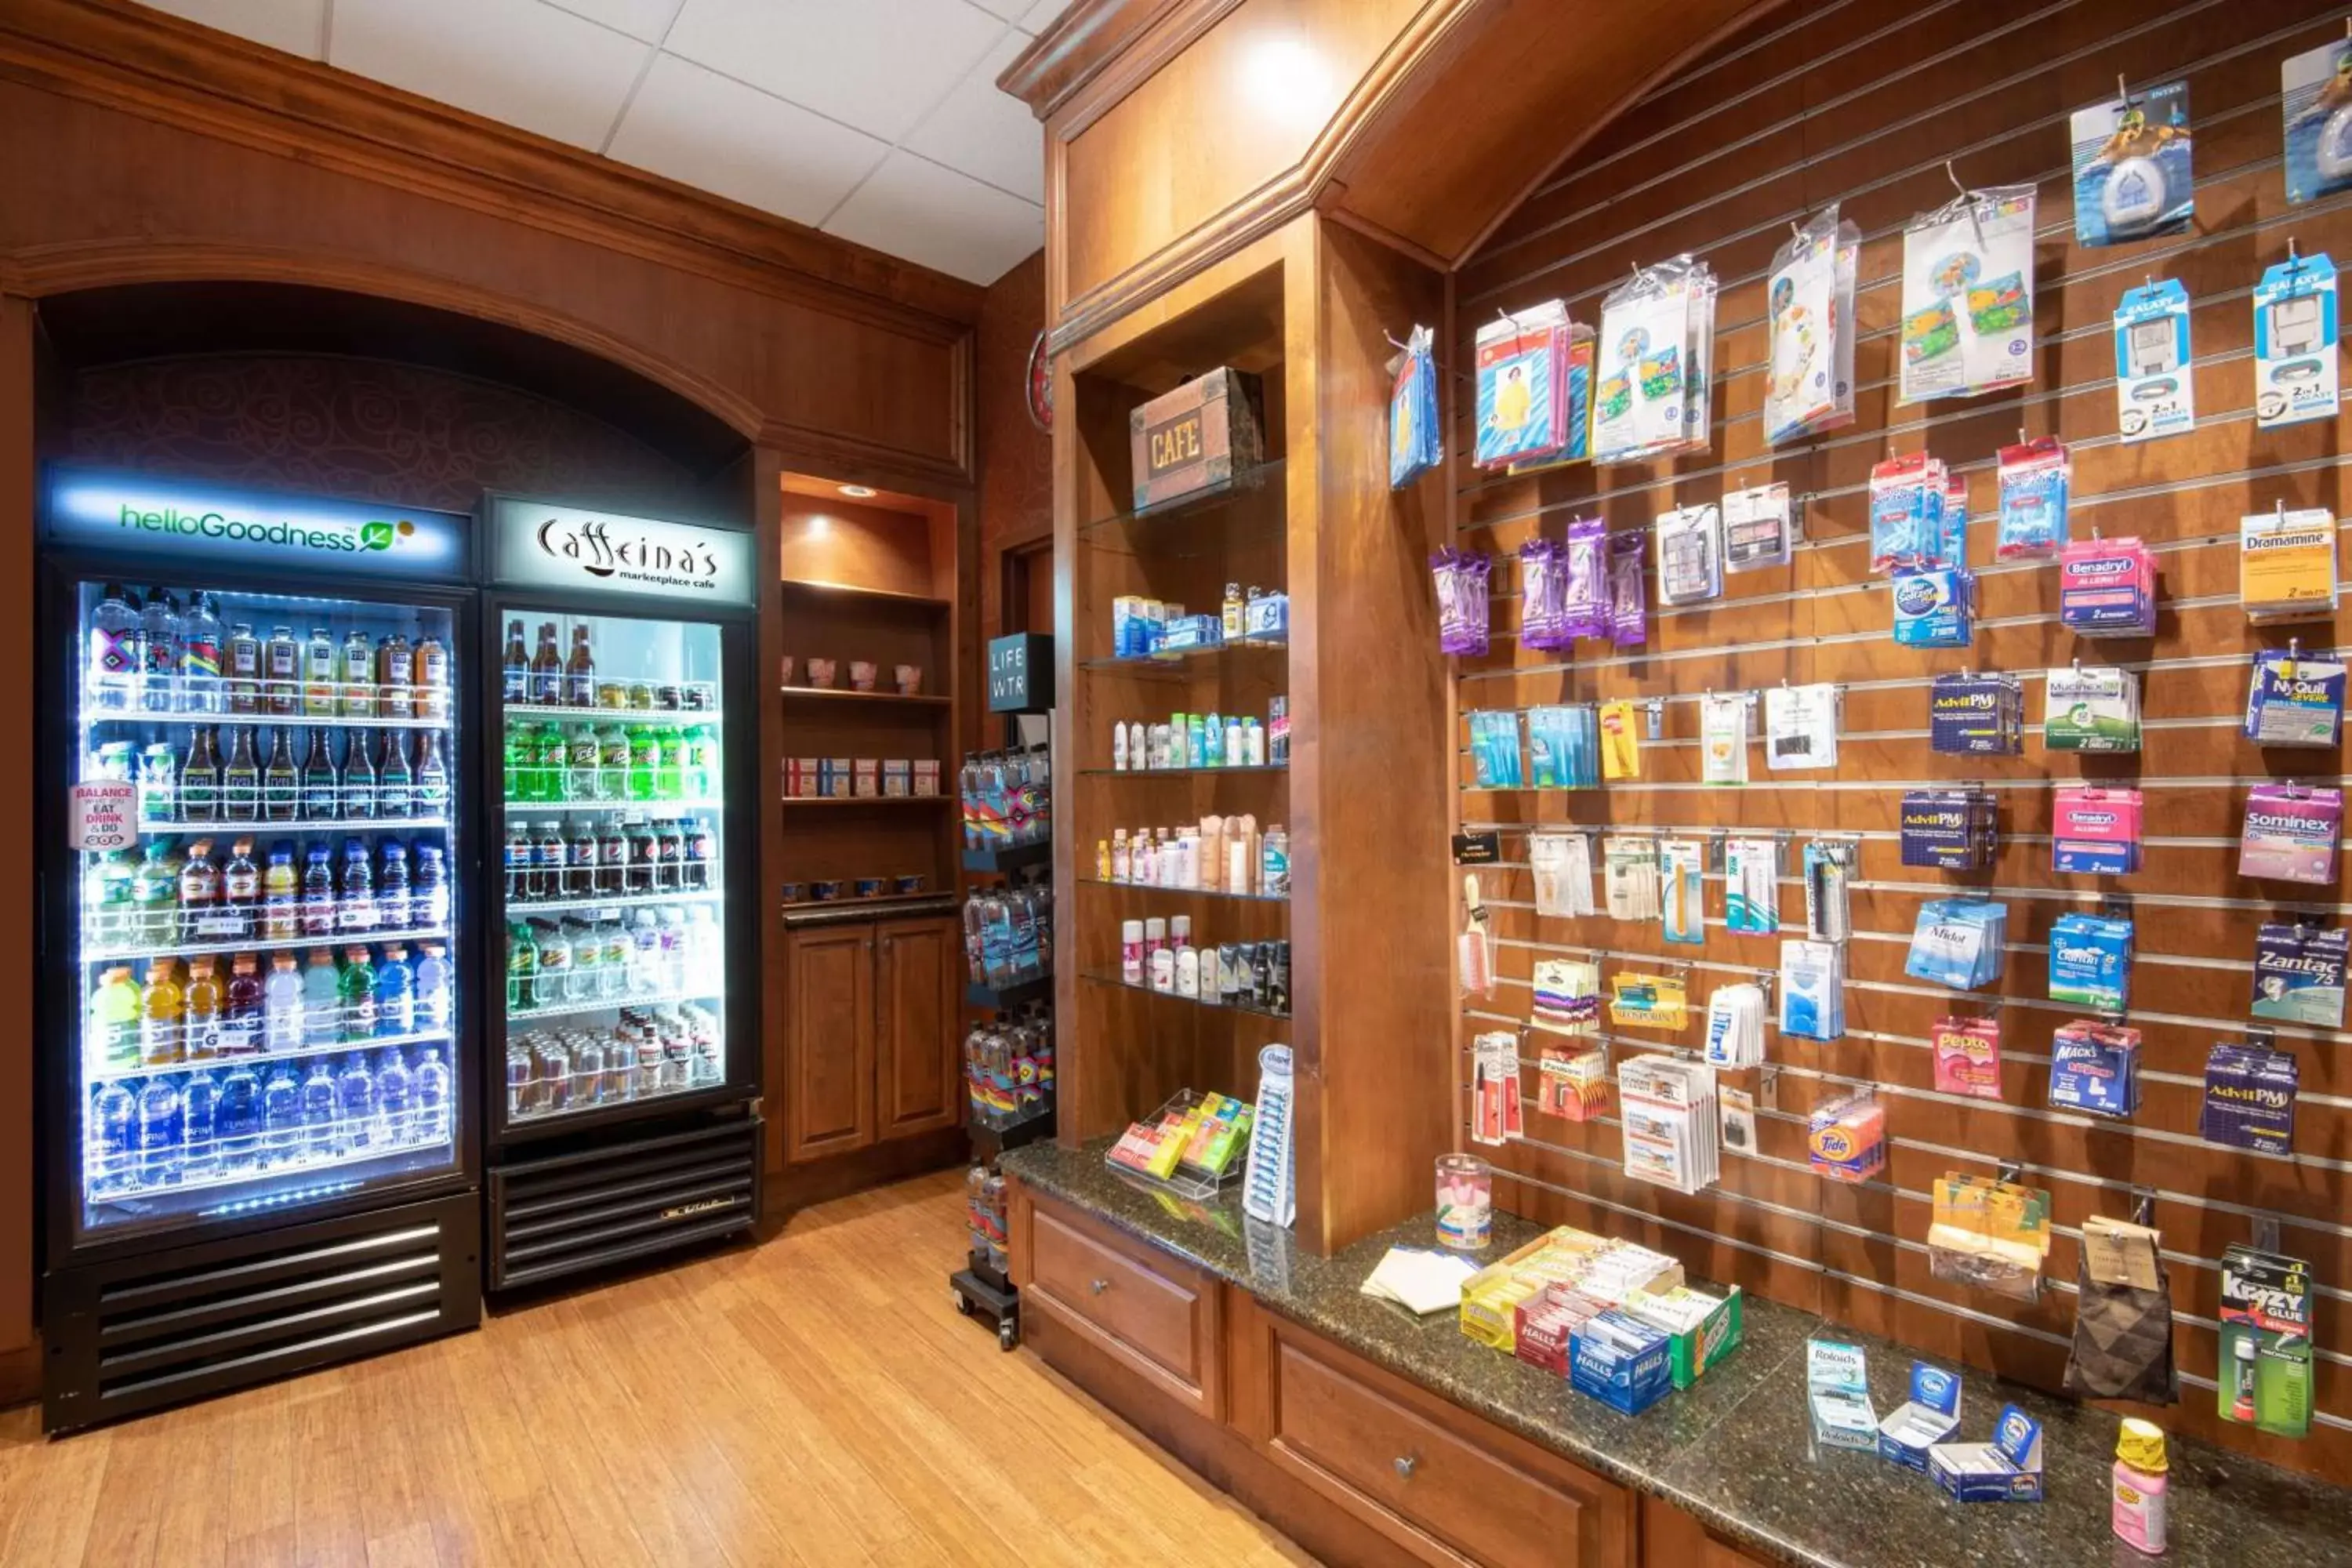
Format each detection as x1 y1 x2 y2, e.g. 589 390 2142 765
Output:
1121 920 1145 985
1435 1153 1494 1251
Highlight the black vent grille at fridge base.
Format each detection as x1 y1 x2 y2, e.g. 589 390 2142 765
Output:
486 1114 760 1291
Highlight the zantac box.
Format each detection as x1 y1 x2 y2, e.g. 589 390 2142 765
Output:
1129 368 1265 514
1930 1404 2045 1503
1878 1362 1963 1472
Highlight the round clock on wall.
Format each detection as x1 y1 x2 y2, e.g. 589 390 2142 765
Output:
1025 330 1053 432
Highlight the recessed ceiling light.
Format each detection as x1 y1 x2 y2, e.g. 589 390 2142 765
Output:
839 484 877 499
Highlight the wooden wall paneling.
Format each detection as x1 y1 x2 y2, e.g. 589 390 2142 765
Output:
1446 0 2352 1480
0 293 33 1402
755 446 793 1188
978 252 1054 691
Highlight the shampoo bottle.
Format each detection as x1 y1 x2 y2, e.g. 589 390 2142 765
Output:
2111 1418 2169 1555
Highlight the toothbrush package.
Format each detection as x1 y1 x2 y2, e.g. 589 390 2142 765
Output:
1468 710 1525 789
2252 920 2349 1028
2048 911 2133 1013
2049 1021 2143 1119
1899 184 2038 404
2057 535 2158 638
2240 783 2343 884
1527 704 1601 789
1929 672 2025 755
1723 837 1781 934
1905 899 2009 991
2053 785 2143 876
2244 648 2347 747
1802 840 1856 942
1661 838 1706 944
1778 938 1846 1041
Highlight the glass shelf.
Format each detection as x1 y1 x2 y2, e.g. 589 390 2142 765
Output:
509 986 720 1024
85 1026 456 1085
779 686 950 706
506 888 725 919
504 704 720 724
1079 763 1287 777
85 1127 456 1203
1081 971 1289 1020
1079 459 1287 557
1078 879 1287 905
84 924 452 964
120 816 451 837
81 704 452 731
1080 637 1288 678
502 797 717 813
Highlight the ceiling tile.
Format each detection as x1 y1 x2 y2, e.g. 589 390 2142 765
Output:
961 0 1027 17
331 0 649 150
664 0 1004 143
1017 0 1064 31
903 29 1044 204
823 151 1042 285
540 0 681 43
136 0 325 57
607 53 886 226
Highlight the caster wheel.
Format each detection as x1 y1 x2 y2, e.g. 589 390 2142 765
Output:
953 1291 975 1317
999 1320 1018 1352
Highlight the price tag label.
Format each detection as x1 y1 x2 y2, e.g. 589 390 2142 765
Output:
69 782 136 851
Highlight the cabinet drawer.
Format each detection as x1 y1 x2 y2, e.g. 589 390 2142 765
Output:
1019 1194 1224 1420
1264 1324 1629 1568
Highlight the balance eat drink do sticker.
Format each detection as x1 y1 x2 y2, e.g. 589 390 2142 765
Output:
69 780 136 851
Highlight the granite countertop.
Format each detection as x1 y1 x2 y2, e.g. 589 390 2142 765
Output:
1002 1138 2352 1568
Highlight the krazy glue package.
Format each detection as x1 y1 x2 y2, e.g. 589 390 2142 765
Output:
2218 1244 2314 1439
2113 278 2194 442
2254 251 2339 430
1878 1362 1962 1472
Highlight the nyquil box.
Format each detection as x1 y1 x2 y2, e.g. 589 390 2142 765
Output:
1930 1404 2045 1502
1878 1362 1962 1472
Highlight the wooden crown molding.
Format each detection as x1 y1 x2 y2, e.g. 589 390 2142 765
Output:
998 0 1195 123
1 0 985 337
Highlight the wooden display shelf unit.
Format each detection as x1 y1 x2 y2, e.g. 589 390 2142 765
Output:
1053 220 1453 1257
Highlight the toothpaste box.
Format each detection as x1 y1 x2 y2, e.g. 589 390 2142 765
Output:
1807 1339 1878 1450
1929 1405 2045 1502
1569 1311 1674 1415
1622 1284 1744 1388
1878 1362 1963 1472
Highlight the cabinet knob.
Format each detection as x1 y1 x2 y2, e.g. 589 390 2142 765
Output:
1393 1456 1416 1480
1089 1278 1110 1295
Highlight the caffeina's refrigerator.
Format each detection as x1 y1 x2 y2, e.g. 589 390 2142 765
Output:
37 468 483 1433
478 495 762 1292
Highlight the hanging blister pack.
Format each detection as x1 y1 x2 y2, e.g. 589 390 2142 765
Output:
2071 80 2194 247
1803 840 1856 942
1930 672 2026 755
1607 528 1650 647
2044 663 2142 753
1610 971 1690 1029
1519 539 1574 651
1604 836 1662 921
2053 785 2144 875
2049 912 2134 1014
1704 983 1768 1069
1538 1045 1612 1122
1900 184 2038 404
1468 709 1525 789
1699 691 1750 786
1905 899 2009 991
1900 789 1999 872
1592 257 1717 463
2201 1040 2299 1155
2285 34 2352 205
2114 281 2194 443
1933 1015 2004 1100
1778 938 1846 1041
2244 647 2347 747
1530 830 1596 917
1527 705 1600 789
2252 920 2350 1028
1724 837 1781 934
1432 548 1494 655
1869 452 1951 572
2254 249 2339 430
1389 323 1443 486
1766 205 1859 444
1765 681 1838 770
2240 506 2338 624
1598 700 1642 780
1724 482 1798 572
1532 956 1602 1033
1471 1030 1524 1147
2059 535 2158 638
1562 518 1611 641
1656 503 1725 605
1892 567 1975 648
1661 838 1706 944
1995 438 2071 558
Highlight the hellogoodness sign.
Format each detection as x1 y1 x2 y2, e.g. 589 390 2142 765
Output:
490 498 753 607
45 469 469 580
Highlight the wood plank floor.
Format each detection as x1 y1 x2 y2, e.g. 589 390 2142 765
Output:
0 1170 1316 1567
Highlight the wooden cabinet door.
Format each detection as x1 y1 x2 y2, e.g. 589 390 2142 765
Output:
783 923 876 1163
873 916 962 1139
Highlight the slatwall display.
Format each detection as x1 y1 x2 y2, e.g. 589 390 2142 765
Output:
1447 0 2352 1477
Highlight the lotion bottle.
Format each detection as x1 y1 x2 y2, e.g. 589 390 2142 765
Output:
2111 1418 2169 1555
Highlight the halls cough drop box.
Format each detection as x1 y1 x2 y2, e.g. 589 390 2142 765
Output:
1130 368 1265 514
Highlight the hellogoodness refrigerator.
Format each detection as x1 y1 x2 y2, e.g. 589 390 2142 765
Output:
36 467 485 1433
478 495 763 1292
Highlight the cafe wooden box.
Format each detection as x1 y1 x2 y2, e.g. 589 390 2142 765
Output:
1129 367 1265 513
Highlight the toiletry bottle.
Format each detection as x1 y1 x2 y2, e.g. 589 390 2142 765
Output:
1170 915 1192 950
1244 717 1265 767
1225 717 1245 767
2111 1418 2169 1555
1133 831 1156 885
1176 946 1200 998
1156 828 1175 887
1111 828 1129 882
1096 839 1110 880
1112 722 1129 772
1144 917 1167 958
1262 826 1291 898
1203 712 1225 768
1222 583 1244 640
1120 920 1145 985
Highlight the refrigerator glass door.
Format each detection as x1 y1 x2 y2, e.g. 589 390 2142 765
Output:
72 581 463 1244
495 611 726 1127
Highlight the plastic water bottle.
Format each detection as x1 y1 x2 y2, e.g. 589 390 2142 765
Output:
336 1054 376 1152
375 1048 412 1145
299 1059 339 1156
377 842 411 931
260 1065 300 1164
415 1046 450 1142
182 1069 219 1179
216 1063 261 1172
415 943 451 1034
137 1075 184 1187
302 950 340 1048
265 953 303 1052
375 946 416 1037
413 844 448 928
91 1081 136 1191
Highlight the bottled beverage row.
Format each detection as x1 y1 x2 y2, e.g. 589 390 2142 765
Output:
965 1008 1054 1131
506 909 721 1014
88 943 455 1071
509 1007 723 1120
86 837 449 954
500 618 715 713
963 886 1051 990
88 584 450 719
101 726 451 827
88 1045 456 1196
503 816 717 905
503 720 719 805
960 747 1052 851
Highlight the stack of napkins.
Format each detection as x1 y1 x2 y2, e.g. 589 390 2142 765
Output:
1361 1247 1480 1316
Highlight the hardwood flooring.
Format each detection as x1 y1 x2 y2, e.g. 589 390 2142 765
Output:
0 1171 1315 1567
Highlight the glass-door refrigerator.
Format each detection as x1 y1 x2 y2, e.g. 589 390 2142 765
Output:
38 468 483 1433
479 495 761 1291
